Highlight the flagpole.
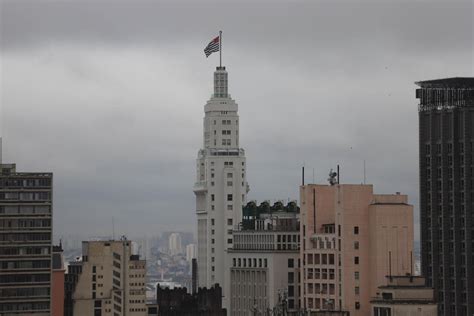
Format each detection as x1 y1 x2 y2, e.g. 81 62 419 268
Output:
219 30 222 67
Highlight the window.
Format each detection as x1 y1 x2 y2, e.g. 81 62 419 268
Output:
288 258 294 268
288 272 294 283
354 256 359 265
227 181 233 186
211 205 215 210
227 239 232 244
354 241 359 250
227 219 233 226
354 226 359 234
227 194 233 201
227 173 233 178
355 286 360 295
227 205 233 211
355 271 360 280
355 302 360 310
211 219 215 225
211 194 215 201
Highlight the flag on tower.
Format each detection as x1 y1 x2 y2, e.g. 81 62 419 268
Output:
204 36 220 57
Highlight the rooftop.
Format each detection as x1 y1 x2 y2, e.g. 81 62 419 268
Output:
415 77 474 88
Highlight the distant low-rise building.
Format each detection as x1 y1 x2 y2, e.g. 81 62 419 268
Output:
225 201 300 315
371 275 437 316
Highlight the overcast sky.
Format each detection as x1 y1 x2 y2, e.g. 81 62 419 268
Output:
1 0 473 242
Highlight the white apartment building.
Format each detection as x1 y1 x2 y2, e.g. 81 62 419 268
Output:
193 66 249 294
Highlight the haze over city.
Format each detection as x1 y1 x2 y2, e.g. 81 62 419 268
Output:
1 0 473 241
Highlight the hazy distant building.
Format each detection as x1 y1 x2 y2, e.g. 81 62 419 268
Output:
371 275 437 316
193 65 249 290
224 201 300 315
300 184 414 316
71 239 147 315
415 77 474 316
0 163 53 315
168 233 182 255
185 243 197 263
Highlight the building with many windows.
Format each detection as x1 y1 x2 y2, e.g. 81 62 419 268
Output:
0 163 53 315
224 201 300 315
415 77 474 316
300 184 414 316
193 65 249 297
70 239 147 316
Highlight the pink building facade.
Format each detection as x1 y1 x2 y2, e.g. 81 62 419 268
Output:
300 184 414 316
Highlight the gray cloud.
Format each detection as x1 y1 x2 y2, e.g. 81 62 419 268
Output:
1 0 473 242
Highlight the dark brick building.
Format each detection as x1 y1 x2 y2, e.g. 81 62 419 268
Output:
416 77 474 316
151 284 226 316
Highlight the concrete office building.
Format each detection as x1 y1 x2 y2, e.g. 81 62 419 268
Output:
193 65 249 291
71 239 147 316
371 275 437 316
0 163 53 315
300 184 414 316
415 77 474 316
225 201 300 315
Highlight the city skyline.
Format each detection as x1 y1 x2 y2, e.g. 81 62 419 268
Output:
1 1 473 240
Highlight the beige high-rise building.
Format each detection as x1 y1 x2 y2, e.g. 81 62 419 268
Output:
300 184 414 316
72 239 147 316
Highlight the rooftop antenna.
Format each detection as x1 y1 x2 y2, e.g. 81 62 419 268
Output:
312 168 315 184
363 160 366 184
337 164 340 184
302 163 305 186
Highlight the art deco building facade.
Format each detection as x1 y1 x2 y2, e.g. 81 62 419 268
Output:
71 240 147 316
194 66 249 292
416 77 474 316
0 163 53 315
300 184 414 316
224 201 300 315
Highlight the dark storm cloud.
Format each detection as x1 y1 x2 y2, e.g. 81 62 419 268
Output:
0 0 473 241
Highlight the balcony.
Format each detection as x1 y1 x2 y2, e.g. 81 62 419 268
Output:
193 181 207 193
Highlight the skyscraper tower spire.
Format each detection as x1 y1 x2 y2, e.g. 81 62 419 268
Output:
194 62 249 300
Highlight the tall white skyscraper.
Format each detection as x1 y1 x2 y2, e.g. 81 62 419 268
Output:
194 66 249 289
